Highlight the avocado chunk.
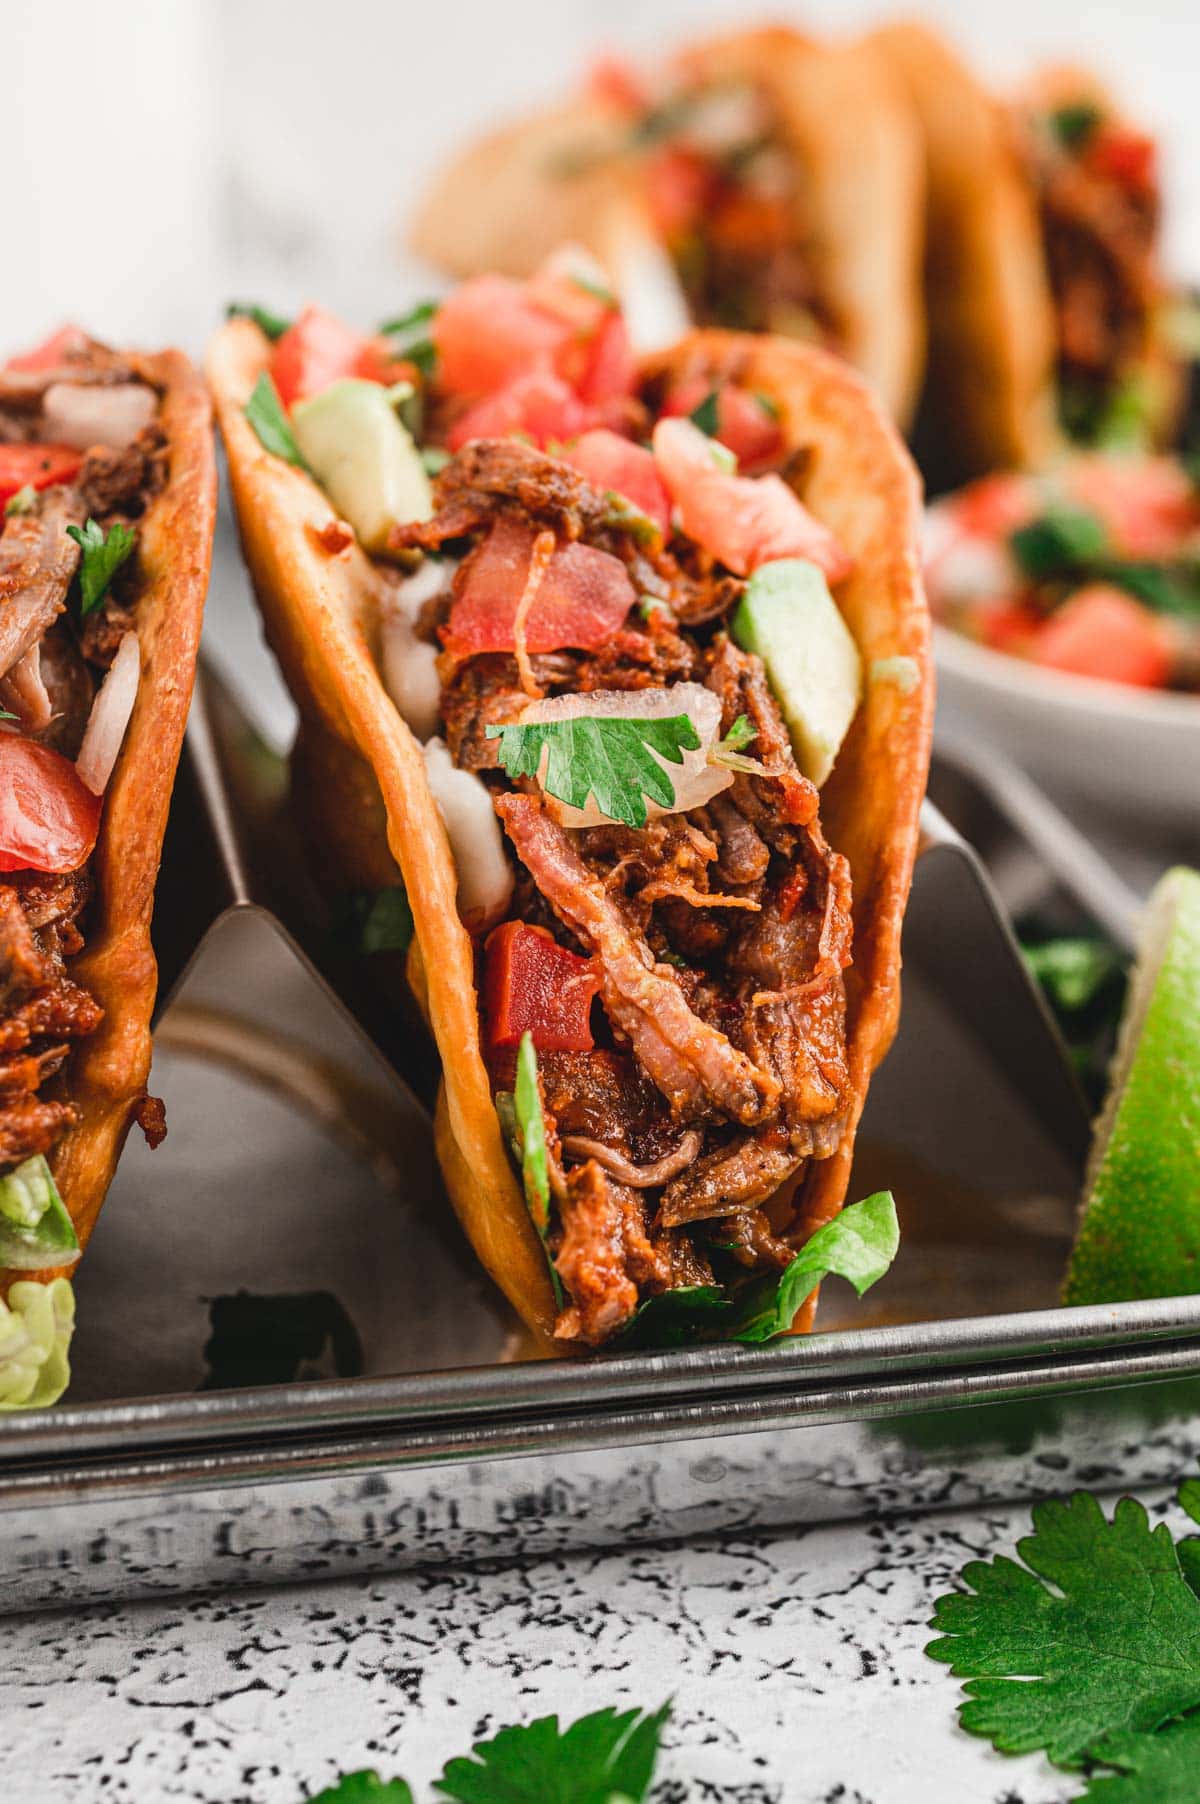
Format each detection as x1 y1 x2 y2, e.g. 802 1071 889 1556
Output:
292 378 432 555
730 559 861 785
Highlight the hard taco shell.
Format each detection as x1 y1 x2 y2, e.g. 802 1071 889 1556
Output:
5 350 216 1294
410 28 927 426
869 20 1059 487
207 319 931 1352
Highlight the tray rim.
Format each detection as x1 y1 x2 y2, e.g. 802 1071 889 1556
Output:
4 1290 1200 1475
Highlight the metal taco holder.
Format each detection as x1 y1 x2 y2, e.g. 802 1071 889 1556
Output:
1 663 1198 1616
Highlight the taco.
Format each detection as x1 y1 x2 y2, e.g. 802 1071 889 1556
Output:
0 327 215 1406
411 26 926 427
872 23 1176 486
208 255 931 1352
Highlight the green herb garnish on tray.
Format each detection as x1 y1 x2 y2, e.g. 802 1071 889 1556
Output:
929 1480 1200 1801
307 1700 670 1803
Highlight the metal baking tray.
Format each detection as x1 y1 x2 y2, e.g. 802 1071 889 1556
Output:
2 620 1198 1615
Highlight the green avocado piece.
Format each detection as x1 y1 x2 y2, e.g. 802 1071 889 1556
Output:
292 378 432 555
730 558 861 785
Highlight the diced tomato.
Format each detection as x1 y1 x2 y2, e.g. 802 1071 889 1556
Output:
951 473 1037 541
0 444 84 508
6 325 88 372
444 516 635 656
976 601 1043 655
1028 584 1171 688
575 312 637 405
645 146 711 237
561 429 672 534
0 737 102 874
445 371 589 454
1066 455 1199 561
271 306 371 410
354 336 416 388
434 276 573 399
1085 127 1157 192
525 246 614 337
584 54 648 114
661 380 784 471
482 921 601 1054
652 417 852 582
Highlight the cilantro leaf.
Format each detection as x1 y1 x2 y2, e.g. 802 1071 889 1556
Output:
1108 560 1200 621
380 301 440 380
1178 1478 1200 1597
570 270 616 307
433 1700 670 1804
308 1772 415 1803
379 300 439 339
226 301 292 341
1079 1717 1200 1803
688 388 721 437
66 518 136 617
1022 937 1124 1015
0 707 15 722
487 714 700 829
4 483 36 517
331 886 413 957
619 1192 899 1349
720 713 756 752
1010 507 1109 579
927 1492 1200 1768
1051 102 1103 150
244 370 306 467
753 389 780 421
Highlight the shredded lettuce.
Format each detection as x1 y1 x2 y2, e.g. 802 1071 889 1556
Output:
0 1156 80 1270
499 1035 564 1308
0 1278 75 1410
620 1191 900 1348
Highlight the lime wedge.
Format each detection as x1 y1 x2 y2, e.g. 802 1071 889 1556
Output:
1064 866 1200 1305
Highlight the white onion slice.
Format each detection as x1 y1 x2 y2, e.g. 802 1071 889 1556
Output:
606 217 691 353
423 736 513 926
76 632 139 795
516 682 734 828
379 557 455 742
43 382 157 451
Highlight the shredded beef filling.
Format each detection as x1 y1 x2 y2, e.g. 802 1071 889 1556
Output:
0 337 168 1185
1031 116 1161 430
408 436 855 1345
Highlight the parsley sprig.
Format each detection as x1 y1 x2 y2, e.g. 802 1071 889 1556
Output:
66 518 136 617
487 712 701 830
226 301 292 341
308 1700 670 1803
379 300 440 380
929 1480 1200 1800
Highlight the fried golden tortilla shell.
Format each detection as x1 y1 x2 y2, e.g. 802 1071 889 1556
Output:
209 317 931 1351
410 28 926 426
5 351 216 1293
870 20 1059 487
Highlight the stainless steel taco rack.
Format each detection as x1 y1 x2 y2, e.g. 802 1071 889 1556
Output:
1 655 1199 1617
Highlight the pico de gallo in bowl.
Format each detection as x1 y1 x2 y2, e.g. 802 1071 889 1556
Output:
926 454 1200 693
927 451 1200 823
219 244 926 1349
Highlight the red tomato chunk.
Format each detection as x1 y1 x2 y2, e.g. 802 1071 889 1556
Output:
483 921 600 1053
444 517 636 656
0 444 83 507
0 737 102 874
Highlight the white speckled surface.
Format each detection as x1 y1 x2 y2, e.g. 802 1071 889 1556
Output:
5 1478 1194 1804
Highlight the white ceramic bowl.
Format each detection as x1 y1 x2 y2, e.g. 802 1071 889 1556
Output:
934 624 1200 827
